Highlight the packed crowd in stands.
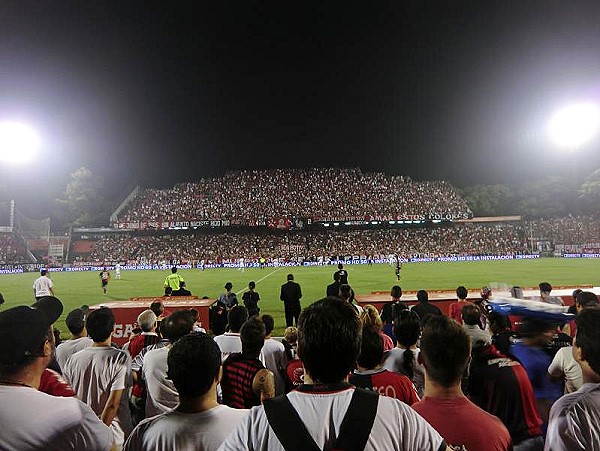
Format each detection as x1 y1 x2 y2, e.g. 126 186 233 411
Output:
0 234 27 264
2 273 599 450
116 168 472 223
83 223 529 264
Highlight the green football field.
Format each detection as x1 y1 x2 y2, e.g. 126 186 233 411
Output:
2 258 599 337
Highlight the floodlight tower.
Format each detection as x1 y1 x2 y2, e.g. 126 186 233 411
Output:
0 121 40 228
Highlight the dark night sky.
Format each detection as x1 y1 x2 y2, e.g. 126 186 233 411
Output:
2 1 600 214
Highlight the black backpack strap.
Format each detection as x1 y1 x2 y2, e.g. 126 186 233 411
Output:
263 395 321 451
333 388 379 451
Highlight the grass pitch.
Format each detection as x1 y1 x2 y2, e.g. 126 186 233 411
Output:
2 258 599 337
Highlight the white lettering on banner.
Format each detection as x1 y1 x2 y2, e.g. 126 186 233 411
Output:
112 323 135 339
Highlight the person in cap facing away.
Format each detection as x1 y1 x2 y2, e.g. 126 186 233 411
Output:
56 307 94 371
0 296 113 450
124 332 248 451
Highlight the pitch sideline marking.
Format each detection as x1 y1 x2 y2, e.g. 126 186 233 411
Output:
235 267 283 295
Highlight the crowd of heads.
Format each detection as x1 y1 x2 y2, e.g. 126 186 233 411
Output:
117 168 472 223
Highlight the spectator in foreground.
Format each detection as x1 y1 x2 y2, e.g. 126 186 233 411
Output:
546 308 600 450
259 314 288 396
461 304 491 347
0 297 113 450
488 311 514 356
213 306 248 362
360 304 394 352
220 316 275 409
56 307 94 370
384 309 425 397
63 307 133 450
350 325 420 405
411 289 442 325
413 316 511 450
124 333 248 451
449 285 469 324
220 298 448 450
511 318 563 431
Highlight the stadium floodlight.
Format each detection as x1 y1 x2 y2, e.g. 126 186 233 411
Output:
0 122 40 164
548 103 600 148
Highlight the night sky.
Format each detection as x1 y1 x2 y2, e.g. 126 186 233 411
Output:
2 1 600 213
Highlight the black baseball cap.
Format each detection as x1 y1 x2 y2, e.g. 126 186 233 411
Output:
0 296 63 365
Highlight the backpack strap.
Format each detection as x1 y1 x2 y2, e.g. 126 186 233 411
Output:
333 388 379 451
263 395 321 451
264 388 379 451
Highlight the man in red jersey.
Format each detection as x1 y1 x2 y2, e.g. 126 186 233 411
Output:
413 316 511 451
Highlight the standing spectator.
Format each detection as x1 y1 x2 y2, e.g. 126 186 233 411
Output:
280 273 302 327
126 310 160 358
511 318 563 432
384 310 425 397
411 289 442 325
461 304 492 347
413 316 511 450
220 317 275 409
350 326 420 405
449 286 469 325
538 282 564 306
33 268 54 300
242 281 260 317
124 333 248 451
213 306 248 362
150 301 165 338
141 310 194 418
220 298 447 451
360 305 394 352
326 273 342 298
469 343 543 450
546 308 600 450
56 308 93 371
0 297 113 450
63 307 133 450
259 315 288 396
488 311 514 357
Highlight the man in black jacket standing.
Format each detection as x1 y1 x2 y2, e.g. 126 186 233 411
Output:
280 274 302 327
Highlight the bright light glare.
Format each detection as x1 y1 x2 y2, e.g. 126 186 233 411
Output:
549 103 600 148
0 122 40 164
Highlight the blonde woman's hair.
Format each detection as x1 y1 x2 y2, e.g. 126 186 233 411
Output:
360 304 383 331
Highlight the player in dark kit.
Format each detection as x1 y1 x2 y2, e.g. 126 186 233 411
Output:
99 267 110 295
395 258 402 281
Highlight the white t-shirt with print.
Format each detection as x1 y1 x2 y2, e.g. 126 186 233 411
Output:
142 345 179 417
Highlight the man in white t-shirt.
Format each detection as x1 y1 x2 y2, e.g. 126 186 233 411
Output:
141 310 194 417
548 345 583 394
33 268 54 300
124 332 248 451
260 314 288 396
64 307 133 450
56 307 94 371
219 298 449 451
0 297 113 451
546 308 600 450
214 306 248 361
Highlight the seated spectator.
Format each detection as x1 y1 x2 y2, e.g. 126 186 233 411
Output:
413 316 511 450
546 308 600 450
56 307 93 371
124 333 248 450
469 342 543 449
0 296 113 450
220 316 274 409
410 289 442 325
213 306 248 362
461 304 491 347
383 310 425 397
62 307 133 449
350 326 420 405
220 297 448 450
